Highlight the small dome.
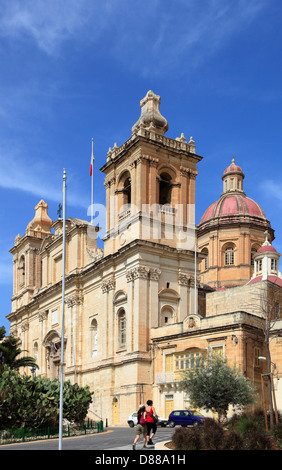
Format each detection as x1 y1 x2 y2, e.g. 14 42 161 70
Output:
257 245 277 254
223 156 244 177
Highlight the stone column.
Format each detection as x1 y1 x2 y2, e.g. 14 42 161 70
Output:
39 310 48 374
101 279 115 358
126 265 150 352
178 272 191 321
65 293 83 384
149 268 161 329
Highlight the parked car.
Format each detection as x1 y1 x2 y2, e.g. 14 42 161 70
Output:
168 410 206 427
127 411 168 428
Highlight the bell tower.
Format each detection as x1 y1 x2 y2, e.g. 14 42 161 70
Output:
101 90 203 256
10 200 53 312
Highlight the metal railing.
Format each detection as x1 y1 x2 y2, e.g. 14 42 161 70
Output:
0 420 104 446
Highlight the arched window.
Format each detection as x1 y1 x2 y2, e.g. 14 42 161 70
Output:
118 309 126 347
251 247 257 266
90 318 98 357
224 246 234 265
159 172 172 205
251 245 260 266
19 255 25 286
33 341 38 361
123 176 131 205
117 171 131 217
160 306 174 326
201 248 209 270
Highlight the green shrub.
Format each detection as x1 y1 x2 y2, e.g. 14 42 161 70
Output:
172 419 225 450
271 423 282 449
228 409 265 435
171 414 274 450
223 431 244 450
172 427 203 450
200 418 225 450
244 429 273 450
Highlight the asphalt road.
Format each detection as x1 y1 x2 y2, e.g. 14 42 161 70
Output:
0 425 175 451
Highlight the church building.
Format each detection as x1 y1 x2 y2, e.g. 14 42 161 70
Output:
8 91 204 424
7 91 282 424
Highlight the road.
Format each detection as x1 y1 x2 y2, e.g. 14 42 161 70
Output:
0 425 175 451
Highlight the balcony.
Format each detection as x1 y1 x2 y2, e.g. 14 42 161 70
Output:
156 371 182 389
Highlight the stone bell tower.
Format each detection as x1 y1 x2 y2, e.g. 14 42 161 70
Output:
101 90 203 256
10 200 53 313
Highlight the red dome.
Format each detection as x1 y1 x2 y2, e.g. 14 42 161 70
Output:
223 157 244 176
248 275 282 287
257 245 277 253
199 193 267 226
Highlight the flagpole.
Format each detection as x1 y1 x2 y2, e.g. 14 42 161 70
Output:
59 168 67 450
195 240 197 316
91 138 94 224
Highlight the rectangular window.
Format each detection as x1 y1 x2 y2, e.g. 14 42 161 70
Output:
165 354 173 372
271 259 277 271
211 346 223 357
257 259 262 272
52 309 58 325
225 247 234 265
120 312 126 346
175 351 201 371
254 347 260 367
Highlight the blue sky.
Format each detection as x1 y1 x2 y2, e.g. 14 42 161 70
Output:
1 0 282 332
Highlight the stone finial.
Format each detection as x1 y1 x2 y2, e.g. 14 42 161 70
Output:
132 90 169 135
263 230 271 246
26 200 52 234
15 234 21 244
176 133 186 142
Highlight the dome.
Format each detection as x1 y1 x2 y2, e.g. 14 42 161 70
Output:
223 156 244 177
257 245 277 253
198 156 272 233
199 193 267 226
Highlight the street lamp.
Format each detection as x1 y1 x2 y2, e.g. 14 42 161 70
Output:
30 366 36 379
258 356 278 429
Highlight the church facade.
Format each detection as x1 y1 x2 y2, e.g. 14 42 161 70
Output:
7 91 282 424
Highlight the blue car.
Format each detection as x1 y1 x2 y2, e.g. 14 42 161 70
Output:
168 410 206 427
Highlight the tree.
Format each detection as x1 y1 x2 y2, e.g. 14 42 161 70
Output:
0 333 39 373
0 366 93 429
245 282 282 428
181 355 255 422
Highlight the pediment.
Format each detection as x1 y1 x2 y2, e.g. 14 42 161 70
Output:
183 314 202 331
113 290 127 305
42 329 64 347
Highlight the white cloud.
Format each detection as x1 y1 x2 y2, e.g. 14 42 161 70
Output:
0 0 267 70
261 180 282 206
0 146 89 209
0 0 93 55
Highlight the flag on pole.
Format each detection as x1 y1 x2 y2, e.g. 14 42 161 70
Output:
90 138 94 176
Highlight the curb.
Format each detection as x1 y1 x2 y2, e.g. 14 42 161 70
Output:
155 441 171 451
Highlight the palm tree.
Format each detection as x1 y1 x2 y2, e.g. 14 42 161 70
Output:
0 334 39 372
